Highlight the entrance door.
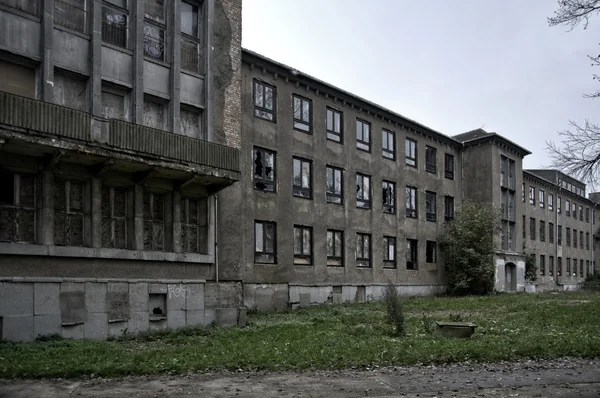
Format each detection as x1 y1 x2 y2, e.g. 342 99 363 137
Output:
505 262 517 292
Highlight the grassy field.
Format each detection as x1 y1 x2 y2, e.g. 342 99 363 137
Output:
1 291 600 379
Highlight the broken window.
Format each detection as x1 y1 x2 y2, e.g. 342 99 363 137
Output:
539 220 545 242
549 256 554 276
444 195 454 221
382 129 395 159
425 146 437 174
557 257 562 276
356 119 371 152
54 180 85 246
102 4 128 48
549 222 554 243
529 186 535 205
293 157 312 199
356 173 371 209
426 240 436 263
405 138 417 167
55 0 87 34
292 95 311 133
181 197 208 254
0 170 36 244
101 186 128 249
383 236 396 269
253 147 275 192
445 153 454 179
293 225 312 265
356 233 371 268
382 180 395 214
254 80 276 121
326 107 343 142
149 293 167 321
326 166 343 205
406 186 417 218
255 220 276 264
143 191 165 251
327 229 343 267
406 238 418 270
425 191 436 222
540 255 545 276
529 218 535 240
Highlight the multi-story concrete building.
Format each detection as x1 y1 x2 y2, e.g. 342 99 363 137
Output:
0 0 244 341
218 50 599 311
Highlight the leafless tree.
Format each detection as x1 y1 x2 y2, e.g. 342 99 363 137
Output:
546 1 600 186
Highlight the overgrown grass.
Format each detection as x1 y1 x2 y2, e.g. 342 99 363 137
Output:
2 292 600 379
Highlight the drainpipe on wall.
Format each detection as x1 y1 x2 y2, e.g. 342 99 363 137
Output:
215 194 219 283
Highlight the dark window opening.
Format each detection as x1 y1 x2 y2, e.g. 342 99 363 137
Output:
406 238 418 270
426 240 436 263
426 191 436 222
444 153 454 179
406 186 417 218
356 233 371 268
382 180 395 214
326 166 343 205
255 220 276 264
293 157 312 199
444 195 454 221
356 173 371 209
383 236 396 269
253 147 275 192
425 146 437 174
293 225 312 265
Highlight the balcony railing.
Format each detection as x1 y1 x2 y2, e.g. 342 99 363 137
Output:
0 91 240 174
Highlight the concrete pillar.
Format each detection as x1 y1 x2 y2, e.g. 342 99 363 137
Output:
42 170 54 245
205 0 214 141
134 184 144 250
207 195 215 257
172 190 181 253
41 0 55 102
170 0 181 134
91 178 102 248
90 0 103 116
132 0 145 123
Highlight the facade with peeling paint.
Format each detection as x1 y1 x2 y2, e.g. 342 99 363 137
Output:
0 0 244 341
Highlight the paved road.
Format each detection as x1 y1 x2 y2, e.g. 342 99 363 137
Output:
1 358 599 397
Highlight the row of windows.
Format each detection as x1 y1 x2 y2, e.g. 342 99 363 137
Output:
524 216 591 249
538 255 592 277
253 81 456 178
1 0 204 74
254 220 437 269
253 148 455 220
524 184 595 224
0 170 208 253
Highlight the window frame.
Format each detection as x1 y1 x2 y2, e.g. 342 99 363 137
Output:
142 190 165 251
326 107 343 143
101 2 129 49
326 165 343 205
444 195 454 221
549 222 554 244
444 153 454 179
539 189 545 208
540 255 545 276
548 194 553 211
292 157 312 199
101 185 129 249
327 229 344 267
529 217 536 240
179 196 208 254
254 220 276 264
529 186 535 205
382 180 396 214
356 118 371 152
383 236 396 269
292 94 312 133
293 225 313 266
356 232 372 268
425 145 437 174
253 80 276 122
426 240 437 263
382 128 395 160
406 185 418 218
406 238 418 270
356 173 371 209
558 225 562 245
405 138 417 167
0 171 37 244
425 191 437 222
253 147 276 193
539 220 545 242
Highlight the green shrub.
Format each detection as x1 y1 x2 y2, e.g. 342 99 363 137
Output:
525 253 538 282
583 272 600 291
382 284 405 336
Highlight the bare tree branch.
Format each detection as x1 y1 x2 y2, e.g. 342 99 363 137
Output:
548 0 600 29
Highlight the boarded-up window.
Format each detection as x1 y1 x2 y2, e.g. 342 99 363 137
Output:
0 170 36 243
180 197 208 254
143 99 167 130
53 71 88 111
0 60 35 98
143 191 164 250
101 90 127 120
54 180 85 246
101 186 128 249
179 108 202 139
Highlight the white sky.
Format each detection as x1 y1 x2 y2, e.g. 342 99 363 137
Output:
241 0 600 171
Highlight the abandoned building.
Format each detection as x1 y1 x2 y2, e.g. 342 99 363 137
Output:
0 0 244 342
1 0 598 342
218 50 600 311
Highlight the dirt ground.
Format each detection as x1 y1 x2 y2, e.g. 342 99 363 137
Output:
1 357 599 398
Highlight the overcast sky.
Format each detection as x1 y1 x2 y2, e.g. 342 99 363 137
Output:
241 0 600 171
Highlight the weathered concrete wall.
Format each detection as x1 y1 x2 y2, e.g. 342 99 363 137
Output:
0 278 244 342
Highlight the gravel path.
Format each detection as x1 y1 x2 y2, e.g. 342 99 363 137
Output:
1 358 599 397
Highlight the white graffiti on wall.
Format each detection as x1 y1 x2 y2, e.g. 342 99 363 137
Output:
168 284 190 298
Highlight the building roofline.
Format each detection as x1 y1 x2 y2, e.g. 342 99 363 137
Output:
242 48 462 148
461 132 531 157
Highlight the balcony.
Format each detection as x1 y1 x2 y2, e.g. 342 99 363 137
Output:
0 91 240 186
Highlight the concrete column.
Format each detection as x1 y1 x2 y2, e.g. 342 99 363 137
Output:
42 170 54 245
205 0 214 141
132 0 145 123
207 195 215 258
41 0 55 102
90 0 103 116
134 184 144 250
172 190 181 253
91 178 102 248
170 0 181 134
